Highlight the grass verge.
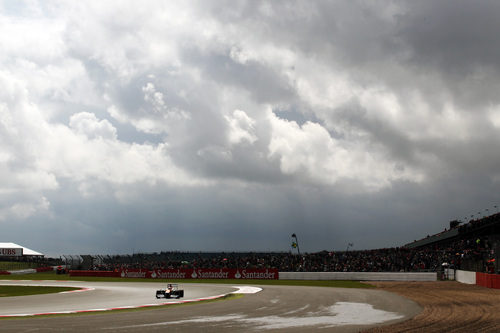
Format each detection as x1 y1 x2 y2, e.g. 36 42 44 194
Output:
0 285 79 297
0 261 38 270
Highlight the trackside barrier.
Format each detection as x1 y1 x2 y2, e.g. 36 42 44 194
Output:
454 270 500 289
443 268 455 280
279 272 437 281
8 269 37 275
2 266 62 275
36 266 54 272
476 272 500 289
455 270 476 284
70 271 120 278
69 268 279 280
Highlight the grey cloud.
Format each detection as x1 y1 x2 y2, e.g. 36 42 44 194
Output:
182 47 296 104
395 1 500 108
3 1 500 256
199 1 404 67
399 1 500 73
14 174 494 255
199 1 500 110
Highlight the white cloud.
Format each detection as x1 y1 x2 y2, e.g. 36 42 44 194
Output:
267 110 423 190
69 112 117 140
0 61 202 221
40 116 202 187
225 109 257 145
488 105 500 129
106 104 129 124
0 196 50 221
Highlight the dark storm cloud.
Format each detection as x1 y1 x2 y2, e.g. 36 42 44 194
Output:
396 0 500 108
400 1 500 73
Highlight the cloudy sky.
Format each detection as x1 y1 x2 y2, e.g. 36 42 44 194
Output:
1 0 500 256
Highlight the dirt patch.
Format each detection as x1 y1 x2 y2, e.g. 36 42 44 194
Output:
363 281 500 332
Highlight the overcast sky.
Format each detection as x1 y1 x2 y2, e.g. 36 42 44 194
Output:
1 0 500 256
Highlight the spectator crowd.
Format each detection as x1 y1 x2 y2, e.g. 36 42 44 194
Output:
85 214 500 273
90 234 493 273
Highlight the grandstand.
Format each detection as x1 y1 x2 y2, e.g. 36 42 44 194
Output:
56 212 498 276
404 213 500 273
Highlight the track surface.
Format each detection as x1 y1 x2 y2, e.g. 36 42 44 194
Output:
0 281 419 332
0 280 234 316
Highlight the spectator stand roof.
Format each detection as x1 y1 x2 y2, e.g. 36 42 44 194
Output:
0 242 44 256
404 228 459 249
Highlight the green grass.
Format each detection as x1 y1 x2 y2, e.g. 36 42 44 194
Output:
0 285 79 297
0 261 39 271
0 271 373 288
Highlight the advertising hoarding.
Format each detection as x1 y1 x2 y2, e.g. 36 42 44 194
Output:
0 248 23 256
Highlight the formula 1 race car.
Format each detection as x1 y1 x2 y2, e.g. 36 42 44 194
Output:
156 284 184 299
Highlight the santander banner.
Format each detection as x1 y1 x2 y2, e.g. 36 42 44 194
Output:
71 268 279 280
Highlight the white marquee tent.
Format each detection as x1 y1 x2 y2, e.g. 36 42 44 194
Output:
0 242 44 256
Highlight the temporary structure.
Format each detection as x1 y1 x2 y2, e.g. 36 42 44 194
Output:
0 242 44 257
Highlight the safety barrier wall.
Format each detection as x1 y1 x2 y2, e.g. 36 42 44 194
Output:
8 268 37 275
70 270 435 281
476 272 500 289
443 268 455 280
69 268 279 280
278 271 437 281
36 266 54 272
2 266 63 275
455 269 476 284
454 270 500 289
70 270 120 277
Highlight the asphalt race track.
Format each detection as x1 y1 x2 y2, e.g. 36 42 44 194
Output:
0 280 235 316
0 280 421 332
